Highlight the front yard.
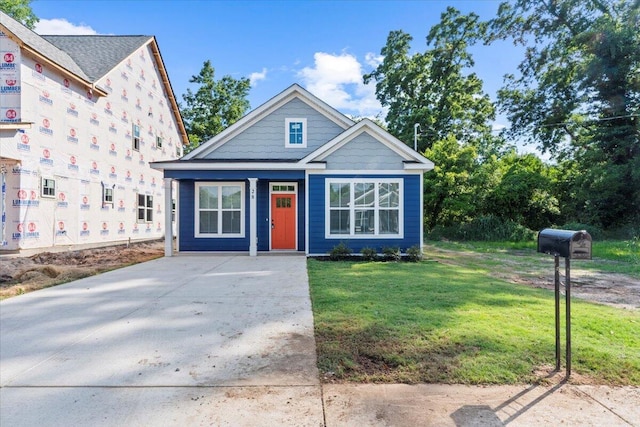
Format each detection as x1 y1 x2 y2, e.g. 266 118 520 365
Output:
308 241 640 385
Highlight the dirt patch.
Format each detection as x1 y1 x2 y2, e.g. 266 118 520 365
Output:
425 245 640 311
0 240 164 299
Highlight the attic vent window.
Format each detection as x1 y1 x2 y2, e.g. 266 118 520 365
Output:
285 118 307 148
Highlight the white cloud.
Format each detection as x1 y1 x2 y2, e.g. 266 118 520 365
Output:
34 18 98 35
249 68 267 86
297 52 384 118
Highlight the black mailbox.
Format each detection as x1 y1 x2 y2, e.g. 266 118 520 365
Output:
537 229 592 259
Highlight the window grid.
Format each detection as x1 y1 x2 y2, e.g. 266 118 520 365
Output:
133 124 141 151
327 179 401 238
137 194 153 223
41 178 55 198
195 182 244 237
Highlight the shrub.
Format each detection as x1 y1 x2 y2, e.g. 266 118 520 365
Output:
360 247 378 261
382 246 401 262
426 215 535 242
405 245 423 262
329 242 352 261
557 222 604 240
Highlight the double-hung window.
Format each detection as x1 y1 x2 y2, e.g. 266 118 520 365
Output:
285 118 307 148
195 182 244 237
327 179 402 238
132 124 141 151
41 177 56 198
137 193 153 223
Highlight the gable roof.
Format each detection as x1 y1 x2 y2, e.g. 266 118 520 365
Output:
0 10 93 85
300 118 434 170
42 35 152 81
152 87 434 172
183 83 355 160
0 11 188 144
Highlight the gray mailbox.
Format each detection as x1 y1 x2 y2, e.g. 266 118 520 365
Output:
537 229 592 259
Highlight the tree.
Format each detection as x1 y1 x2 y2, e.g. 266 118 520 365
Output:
180 60 251 153
482 151 560 230
0 0 38 29
422 136 481 229
489 0 640 228
364 7 498 154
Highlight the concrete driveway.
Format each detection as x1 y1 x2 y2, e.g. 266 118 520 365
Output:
1 254 324 426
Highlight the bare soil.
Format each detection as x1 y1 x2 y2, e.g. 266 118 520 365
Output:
425 245 640 311
0 240 164 299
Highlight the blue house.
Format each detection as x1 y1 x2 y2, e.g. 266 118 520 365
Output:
151 84 434 256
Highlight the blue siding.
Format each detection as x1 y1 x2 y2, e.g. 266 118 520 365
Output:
308 174 422 255
178 180 250 251
178 175 306 252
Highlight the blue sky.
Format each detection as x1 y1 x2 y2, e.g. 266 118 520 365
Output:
31 0 521 132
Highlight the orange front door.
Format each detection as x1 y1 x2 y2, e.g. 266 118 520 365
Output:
271 193 296 250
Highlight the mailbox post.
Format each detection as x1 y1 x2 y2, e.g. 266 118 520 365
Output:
537 229 592 378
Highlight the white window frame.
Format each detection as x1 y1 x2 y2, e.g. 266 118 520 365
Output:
325 178 403 239
132 124 140 151
156 135 163 148
102 182 115 207
41 177 56 198
195 182 245 238
285 118 307 148
137 193 153 223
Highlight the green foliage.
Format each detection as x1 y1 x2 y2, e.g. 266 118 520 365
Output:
488 0 640 229
0 0 38 29
382 246 401 262
364 7 499 154
329 242 352 261
360 247 378 261
180 61 250 153
482 150 560 231
427 215 535 242
405 245 423 262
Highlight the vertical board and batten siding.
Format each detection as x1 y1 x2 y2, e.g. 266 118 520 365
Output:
322 132 407 170
307 173 423 255
202 98 346 160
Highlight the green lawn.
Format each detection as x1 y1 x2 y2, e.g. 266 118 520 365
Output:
308 245 640 385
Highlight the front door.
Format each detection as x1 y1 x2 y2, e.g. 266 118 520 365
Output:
271 193 296 250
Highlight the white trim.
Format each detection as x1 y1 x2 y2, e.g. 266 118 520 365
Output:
306 169 423 175
269 182 298 250
183 84 354 160
324 178 404 239
151 161 320 171
285 118 307 148
40 177 56 198
419 171 424 252
305 171 310 255
299 119 434 169
248 178 258 256
194 181 245 238
163 178 173 256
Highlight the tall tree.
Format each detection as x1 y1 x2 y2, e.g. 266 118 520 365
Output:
489 0 640 228
0 0 38 29
180 60 250 153
364 7 498 154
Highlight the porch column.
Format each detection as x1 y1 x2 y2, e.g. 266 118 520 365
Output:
163 178 173 257
248 178 258 256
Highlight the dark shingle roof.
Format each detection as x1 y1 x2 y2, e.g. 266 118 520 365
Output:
41 35 152 81
0 10 90 80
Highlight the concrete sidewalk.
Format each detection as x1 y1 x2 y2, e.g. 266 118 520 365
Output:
1 254 638 426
